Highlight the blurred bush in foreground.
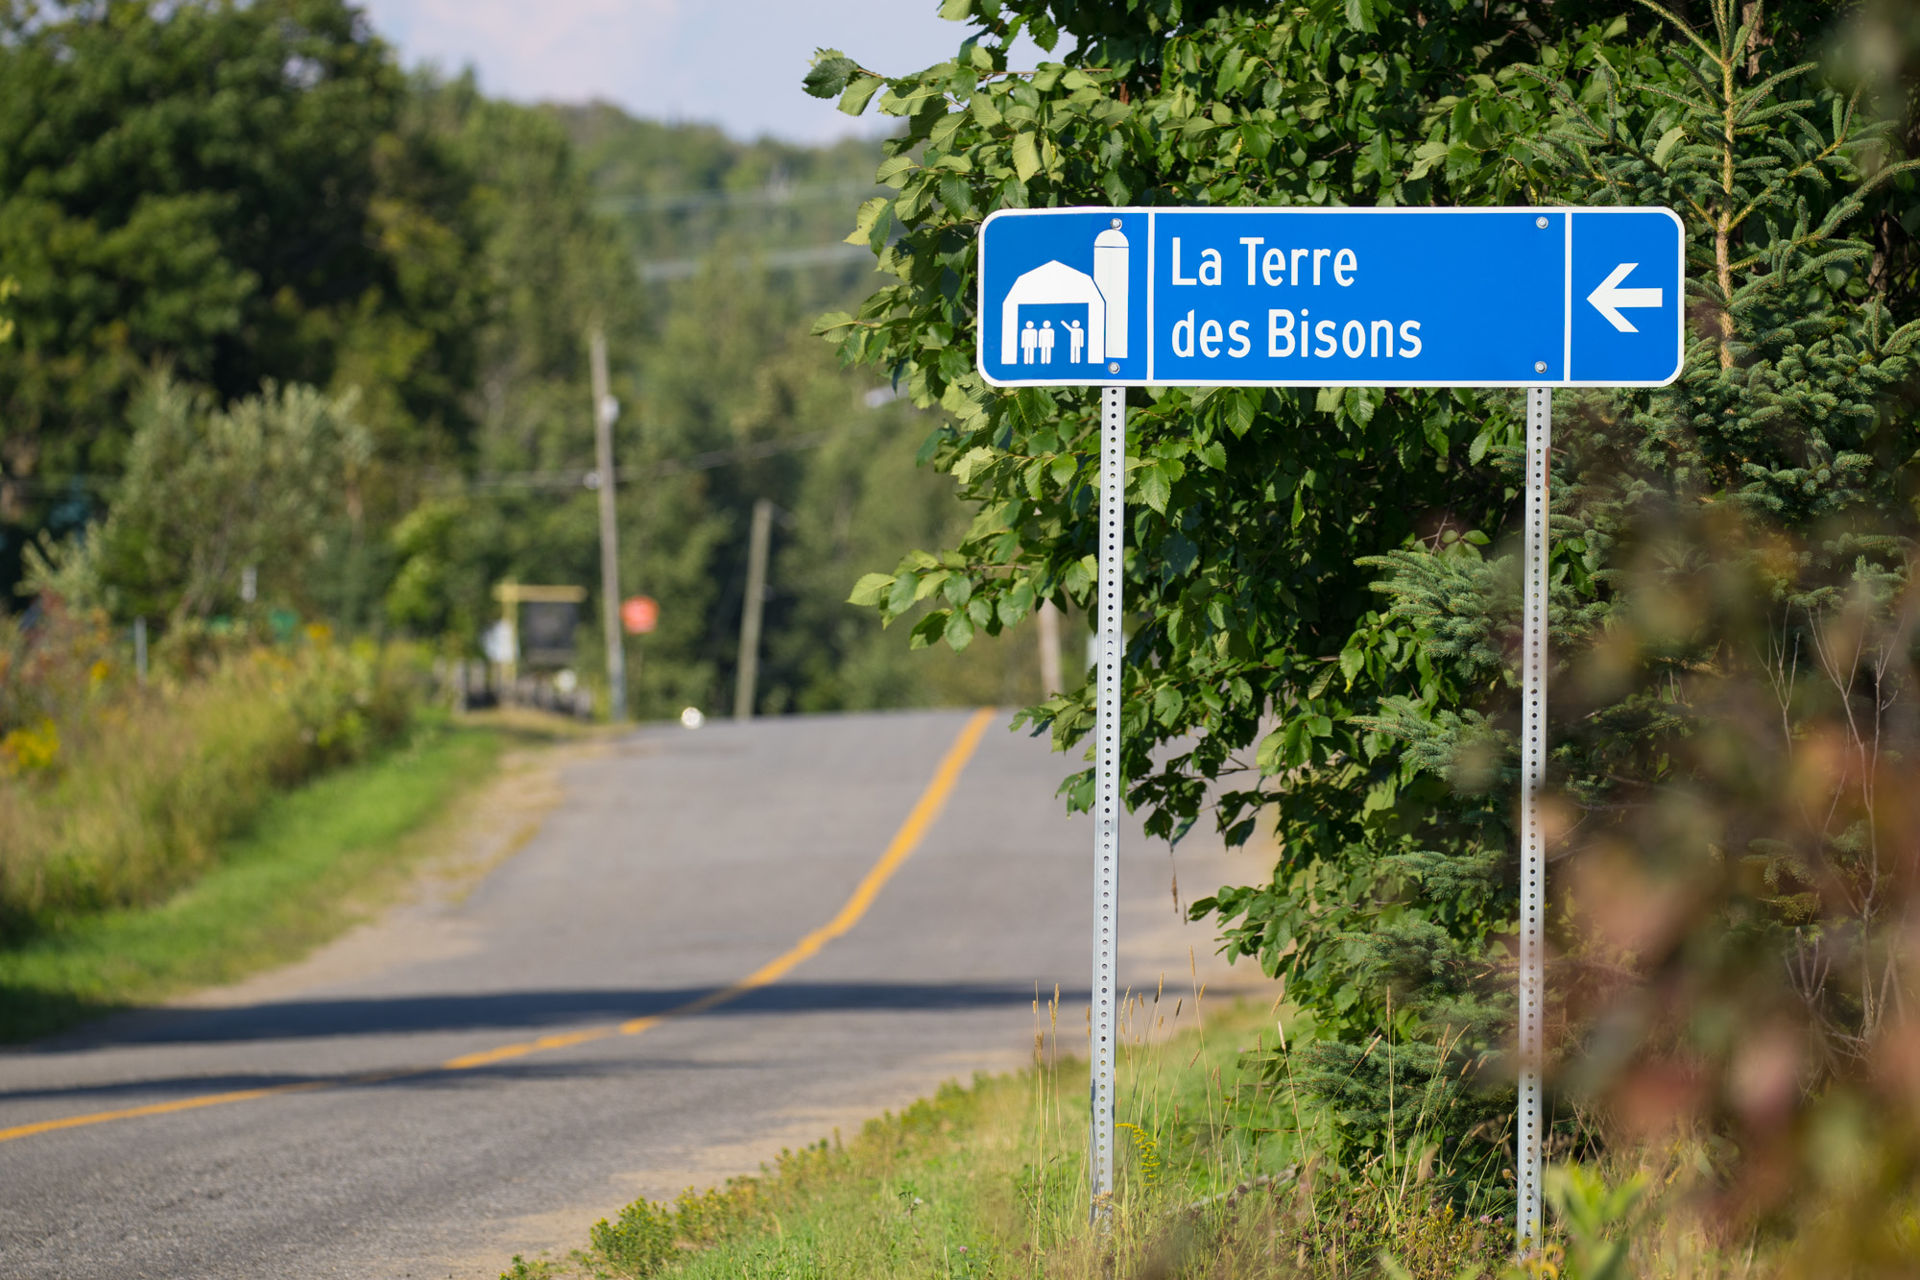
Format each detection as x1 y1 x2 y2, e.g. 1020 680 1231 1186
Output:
0 603 423 936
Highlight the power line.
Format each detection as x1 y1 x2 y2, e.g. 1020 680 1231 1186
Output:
11 421 889 504
467 430 847 493
637 241 873 283
595 180 878 217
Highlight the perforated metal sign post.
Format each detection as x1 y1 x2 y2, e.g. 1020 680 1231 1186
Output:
1090 384 1125 1217
976 206 1683 1245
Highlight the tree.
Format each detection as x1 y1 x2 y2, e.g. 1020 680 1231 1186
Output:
813 0 1920 1179
0 0 482 597
814 0 1580 1043
26 377 371 624
1353 0 1920 1223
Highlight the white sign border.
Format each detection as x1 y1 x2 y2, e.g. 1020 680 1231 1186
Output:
975 205 1686 390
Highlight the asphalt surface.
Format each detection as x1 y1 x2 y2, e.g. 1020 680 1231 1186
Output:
0 708 1269 1279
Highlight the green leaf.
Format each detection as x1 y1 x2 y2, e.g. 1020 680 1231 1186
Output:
1010 133 1043 183
875 153 916 186
999 579 1036 626
944 608 976 651
1652 125 1685 170
839 75 885 117
1062 554 1094 596
1307 661 1339 699
886 573 917 617
845 196 888 246
1344 388 1376 427
938 0 972 17
1467 428 1492 466
952 445 997 483
914 569 952 602
909 611 948 650
937 173 974 218
848 572 894 607
1138 460 1172 513
942 573 973 606
1226 392 1258 438
1255 725 1289 775
809 310 856 337
803 50 860 100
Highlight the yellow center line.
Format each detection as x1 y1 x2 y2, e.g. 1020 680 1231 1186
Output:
0 708 997 1147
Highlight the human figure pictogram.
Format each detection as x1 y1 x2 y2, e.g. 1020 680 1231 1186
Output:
1067 319 1086 363
1039 321 1056 364
1021 320 1038 364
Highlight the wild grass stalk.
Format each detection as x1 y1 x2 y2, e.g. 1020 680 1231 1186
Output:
0 621 423 937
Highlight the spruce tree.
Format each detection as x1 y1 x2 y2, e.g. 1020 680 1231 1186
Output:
1357 0 1920 1187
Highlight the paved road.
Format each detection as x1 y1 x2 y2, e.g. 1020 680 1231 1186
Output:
0 709 1269 1279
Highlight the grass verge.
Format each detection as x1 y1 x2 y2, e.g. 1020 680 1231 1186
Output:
505 992 1512 1280
0 712 521 1042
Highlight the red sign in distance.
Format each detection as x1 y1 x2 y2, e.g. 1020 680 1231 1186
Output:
620 595 659 635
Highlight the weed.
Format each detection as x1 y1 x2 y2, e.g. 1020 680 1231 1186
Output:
0 610 426 935
0 718 503 1041
590 1199 678 1275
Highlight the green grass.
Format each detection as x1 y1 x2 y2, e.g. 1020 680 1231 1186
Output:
508 994 1515 1280
0 714 510 1042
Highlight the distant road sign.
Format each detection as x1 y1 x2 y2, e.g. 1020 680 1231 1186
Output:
977 206 1684 389
621 595 659 635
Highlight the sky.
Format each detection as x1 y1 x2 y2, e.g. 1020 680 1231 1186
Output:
356 1 1053 145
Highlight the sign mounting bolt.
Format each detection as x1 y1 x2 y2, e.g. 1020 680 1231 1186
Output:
1108 361 1119 373
1536 216 1549 229
1534 360 1548 373
1111 218 1122 228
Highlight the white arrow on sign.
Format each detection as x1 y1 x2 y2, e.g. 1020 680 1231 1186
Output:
1586 261 1664 333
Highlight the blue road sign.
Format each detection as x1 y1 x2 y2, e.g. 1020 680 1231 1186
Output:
976 207 1684 389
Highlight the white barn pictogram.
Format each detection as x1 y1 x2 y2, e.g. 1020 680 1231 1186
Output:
997 226 1130 366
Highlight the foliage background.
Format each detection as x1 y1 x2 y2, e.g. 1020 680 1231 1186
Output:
0 0 1041 722
810 0 1920 1238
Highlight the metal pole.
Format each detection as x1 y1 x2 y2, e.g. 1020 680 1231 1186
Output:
1090 385 1124 1224
1517 386 1551 1248
499 581 518 687
590 328 627 722
733 498 773 720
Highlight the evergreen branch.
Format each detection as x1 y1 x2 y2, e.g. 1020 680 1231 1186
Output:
1728 4 1761 74
1853 156 1920 199
1709 0 1735 52
1635 80 1720 119
1620 0 1728 68
1731 65 1818 123
1675 50 1723 102
1729 135 1849 232
1729 241 1870 284
1883 320 1920 355
1737 97 1823 130
1811 195 1867 240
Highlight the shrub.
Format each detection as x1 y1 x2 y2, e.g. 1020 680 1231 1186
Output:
0 611 424 934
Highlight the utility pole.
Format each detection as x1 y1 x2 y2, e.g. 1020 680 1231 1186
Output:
733 498 773 720
590 328 627 722
1036 599 1063 697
